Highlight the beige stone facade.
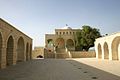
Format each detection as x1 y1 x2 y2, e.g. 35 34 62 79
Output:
70 51 96 58
0 18 32 69
44 51 96 59
45 26 80 53
95 32 120 60
44 26 98 59
32 47 44 59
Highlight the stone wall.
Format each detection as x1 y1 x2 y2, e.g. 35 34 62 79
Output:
44 51 96 59
0 18 32 69
95 32 120 60
32 47 44 59
44 53 55 58
44 53 70 59
70 51 96 58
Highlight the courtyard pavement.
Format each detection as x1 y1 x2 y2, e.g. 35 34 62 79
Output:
0 58 120 80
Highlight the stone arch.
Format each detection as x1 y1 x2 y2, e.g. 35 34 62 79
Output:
6 36 14 66
17 37 25 62
118 44 120 60
111 36 120 60
0 32 2 66
104 42 109 59
55 38 65 48
66 39 74 47
98 43 102 59
26 43 29 61
47 39 54 48
30 44 32 59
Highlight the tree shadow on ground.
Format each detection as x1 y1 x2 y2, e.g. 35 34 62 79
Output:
66 59 120 80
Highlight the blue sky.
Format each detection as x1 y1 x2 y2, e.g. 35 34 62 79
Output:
0 0 120 47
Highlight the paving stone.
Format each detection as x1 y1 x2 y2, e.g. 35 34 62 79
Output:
0 59 120 80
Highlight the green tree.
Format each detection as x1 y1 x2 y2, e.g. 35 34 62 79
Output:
76 25 101 51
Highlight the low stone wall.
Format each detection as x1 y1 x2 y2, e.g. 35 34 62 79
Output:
32 47 44 59
70 51 96 58
44 53 70 59
56 53 69 59
44 51 96 59
44 53 55 58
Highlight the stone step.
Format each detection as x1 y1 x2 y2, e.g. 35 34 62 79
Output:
56 48 66 53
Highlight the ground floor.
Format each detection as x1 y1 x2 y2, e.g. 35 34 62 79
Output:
0 58 120 80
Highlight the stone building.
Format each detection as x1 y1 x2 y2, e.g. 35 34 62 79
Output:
32 47 44 59
0 18 32 69
45 26 96 58
45 26 80 57
95 32 120 60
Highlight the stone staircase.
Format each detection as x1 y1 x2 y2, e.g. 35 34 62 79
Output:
55 48 69 59
56 48 66 53
44 48 71 59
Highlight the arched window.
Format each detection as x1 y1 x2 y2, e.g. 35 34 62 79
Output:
98 43 102 59
104 42 109 59
111 36 120 60
17 37 25 62
6 36 14 66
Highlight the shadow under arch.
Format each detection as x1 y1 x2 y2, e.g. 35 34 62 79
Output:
104 42 109 59
17 37 25 62
98 43 102 59
66 39 74 50
111 36 120 60
6 36 14 66
30 44 32 59
26 43 29 61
